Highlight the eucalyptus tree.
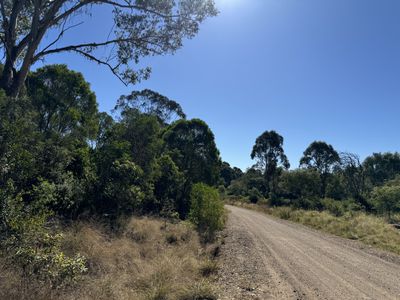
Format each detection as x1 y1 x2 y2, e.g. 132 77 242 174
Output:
300 141 340 196
163 118 221 217
0 0 217 97
340 152 371 209
251 130 290 197
363 152 400 187
27 64 98 140
114 89 186 125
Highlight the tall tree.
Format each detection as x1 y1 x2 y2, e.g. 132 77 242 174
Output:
300 141 340 196
27 64 98 140
114 89 186 124
251 130 290 196
0 0 218 97
340 152 370 209
163 118 221 217
220 161 243 187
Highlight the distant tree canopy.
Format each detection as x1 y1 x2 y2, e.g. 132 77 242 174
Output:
363 152 400 186
300 141 340 174
371 176 400 218
114 89 186 124
251 130 289 197
300 141 340 196
0 0 218 97
220 161 243 187
251 130 290 177
227 134 400 214
163 118 221 187
228 168 265 197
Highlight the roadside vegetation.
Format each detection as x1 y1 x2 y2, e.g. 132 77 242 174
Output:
0 65 226 297
0 217 220 300
0 1 228 298
221 130 400 255
229 201 400 255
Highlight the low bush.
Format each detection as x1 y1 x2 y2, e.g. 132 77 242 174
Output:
320 198 346 217
0 184 87 287
371 181 400 219
189 183 225 241
248 187 262 204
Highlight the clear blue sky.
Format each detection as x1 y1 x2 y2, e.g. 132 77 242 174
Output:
36 0 400 171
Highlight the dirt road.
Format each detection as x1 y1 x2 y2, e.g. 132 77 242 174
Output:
218 205 400 299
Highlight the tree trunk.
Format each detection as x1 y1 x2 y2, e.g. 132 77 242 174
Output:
0 59 17 96
0 68 28 98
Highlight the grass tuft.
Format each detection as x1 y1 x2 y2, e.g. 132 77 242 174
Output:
0 217 219 300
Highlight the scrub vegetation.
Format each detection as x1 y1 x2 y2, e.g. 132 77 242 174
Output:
0 217 220 300
0 1 226 298
222 130 400 255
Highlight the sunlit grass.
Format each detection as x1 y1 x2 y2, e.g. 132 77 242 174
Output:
229 200 400 256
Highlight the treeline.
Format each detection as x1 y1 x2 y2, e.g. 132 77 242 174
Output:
223 130 400 219
0 64 224 285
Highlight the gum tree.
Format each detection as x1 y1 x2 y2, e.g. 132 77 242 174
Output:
300 141 340 197
251 130 290 197
0 0 217 97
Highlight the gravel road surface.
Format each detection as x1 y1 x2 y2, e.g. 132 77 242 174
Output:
218 205 400 299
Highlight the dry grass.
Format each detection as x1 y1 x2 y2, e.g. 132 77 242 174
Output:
0 217 220 300
229 201 400 256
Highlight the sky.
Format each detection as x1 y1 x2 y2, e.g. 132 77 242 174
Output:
36 0 400 171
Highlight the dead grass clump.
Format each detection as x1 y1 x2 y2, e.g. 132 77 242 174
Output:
177 279 217 300
199 259 219 277
0 217 219 300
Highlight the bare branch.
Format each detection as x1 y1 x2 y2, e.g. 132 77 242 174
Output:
33 36 163 61
51 0 93 26
40 20 84 54
73 48 127 85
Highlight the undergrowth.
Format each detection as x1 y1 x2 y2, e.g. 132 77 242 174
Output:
0 217 220 300
228 201 400 256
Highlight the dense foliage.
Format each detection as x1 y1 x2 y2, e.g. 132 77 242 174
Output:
189 183 225 240
0 64 224 286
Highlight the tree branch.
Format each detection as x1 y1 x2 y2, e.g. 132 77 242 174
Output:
98 0 190 19
73 48 126 85
39 20 84 54
33 36 163 61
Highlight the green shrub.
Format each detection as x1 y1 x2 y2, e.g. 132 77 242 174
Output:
189 183 224 240
274 207 293 220
320 198 346 217
0 182 87 286
248 187 262 204
12 233 87 286
293 197 321 210
103 158 145 214
371 180 400 219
